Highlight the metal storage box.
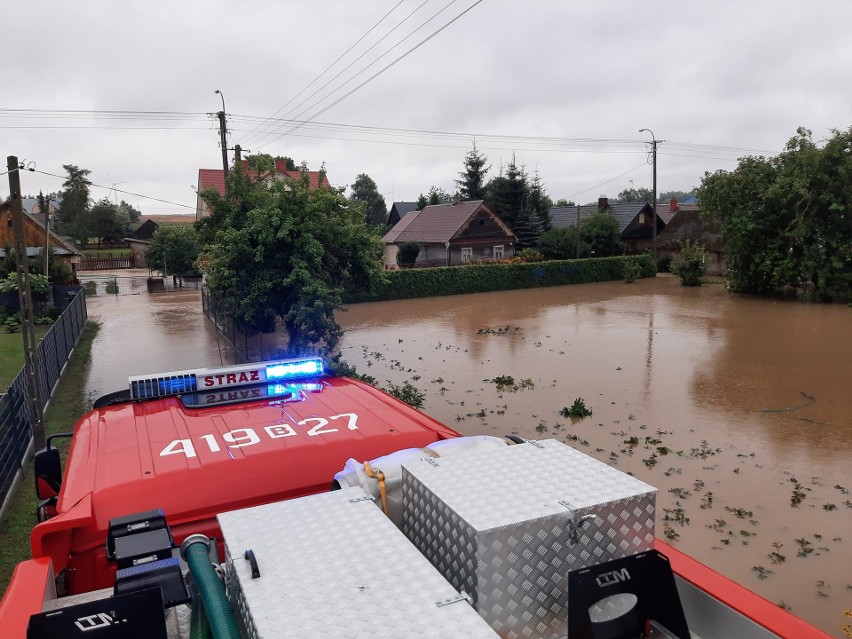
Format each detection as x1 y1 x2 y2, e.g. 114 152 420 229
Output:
401 439 656 639
217 487 498 639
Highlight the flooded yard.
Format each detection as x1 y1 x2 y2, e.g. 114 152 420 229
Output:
83 275 851 637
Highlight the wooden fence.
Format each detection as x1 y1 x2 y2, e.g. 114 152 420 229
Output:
79 256 131 271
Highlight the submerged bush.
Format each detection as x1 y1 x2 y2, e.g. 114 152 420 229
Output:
671 240 706 286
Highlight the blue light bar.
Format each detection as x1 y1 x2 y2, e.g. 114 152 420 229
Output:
266 358 324 381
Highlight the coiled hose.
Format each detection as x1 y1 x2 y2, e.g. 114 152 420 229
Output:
181 535 240 639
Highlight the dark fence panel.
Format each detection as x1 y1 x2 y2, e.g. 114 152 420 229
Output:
201 288 285 364
0 292 88 513
79 257 131 270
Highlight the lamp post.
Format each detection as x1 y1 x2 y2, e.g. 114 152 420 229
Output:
214 90 228 176
639 128 659 261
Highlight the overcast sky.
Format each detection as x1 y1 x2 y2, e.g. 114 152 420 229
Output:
3 0 851 215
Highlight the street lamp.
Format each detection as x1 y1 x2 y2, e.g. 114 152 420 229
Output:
639 128 659 261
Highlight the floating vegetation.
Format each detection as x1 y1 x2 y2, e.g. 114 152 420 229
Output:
535 421 548 433
669 487 692 500
385 381 425 409
794 537 814 557
752 565 774 580
790 478 809 507
477 326 521 335
700 492 714 509
823 503 837 511
663 524 680 541
694 479 705 490
769 542 786 564
643 453 658 468
485 375 533 392
835 484 849 495
561 398 592 418
690 440 721 458
663 503 690 526
725 506 753 519
624 436 639 447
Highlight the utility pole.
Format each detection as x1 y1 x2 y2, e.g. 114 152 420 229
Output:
575 204 581 259
639 129 662 261
7 156 47 450
214 89 228 178
42 193 50 277
217 110 228 175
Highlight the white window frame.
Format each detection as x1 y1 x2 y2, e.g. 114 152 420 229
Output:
493 245 504 259
461 247 473 263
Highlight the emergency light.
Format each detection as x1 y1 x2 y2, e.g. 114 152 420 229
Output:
128 357 325 400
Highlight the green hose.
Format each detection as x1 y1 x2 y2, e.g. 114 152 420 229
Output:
181 535 241 639
190 598 213 639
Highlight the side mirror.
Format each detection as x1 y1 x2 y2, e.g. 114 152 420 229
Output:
34 447 62 500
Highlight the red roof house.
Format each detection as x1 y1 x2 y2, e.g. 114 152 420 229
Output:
195 160 330 219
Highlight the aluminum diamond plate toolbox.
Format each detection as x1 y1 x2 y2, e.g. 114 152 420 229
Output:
217 487 498 639
401 439 656 639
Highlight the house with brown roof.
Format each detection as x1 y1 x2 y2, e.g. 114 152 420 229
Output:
382 200 516 269
0 201 81 277
657 208 727 276
195 160 330 220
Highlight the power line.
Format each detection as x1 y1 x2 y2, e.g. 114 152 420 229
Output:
31 168 195 210
239 0 408 147
567 162 649 199
254 0 486 152
246 0 442 149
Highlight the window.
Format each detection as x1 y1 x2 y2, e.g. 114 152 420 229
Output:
461 247 473 262
493 245 504 259
639 213 646 224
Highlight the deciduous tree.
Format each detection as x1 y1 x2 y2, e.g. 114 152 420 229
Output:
198 167 383 355
146 225 201 281
698 126 851 302
616 187 653 203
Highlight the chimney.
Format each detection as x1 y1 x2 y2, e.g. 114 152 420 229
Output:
452 195 461 206
670 197 678 212
598 195 608 210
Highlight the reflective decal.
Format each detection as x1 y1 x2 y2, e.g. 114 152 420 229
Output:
158 413 360 458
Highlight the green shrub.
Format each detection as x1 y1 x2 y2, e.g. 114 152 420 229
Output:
623 259 641 283
0 273 50 295
515 248 544 262
671 240 706 286
656 255 672 273
83 281 98 296
4 316 21 333
561 398 592 418
396 240 421 266
346 255 655 303
105 281 119 295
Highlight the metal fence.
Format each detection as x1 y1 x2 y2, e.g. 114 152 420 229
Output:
201 287 286 363
0 291 88 515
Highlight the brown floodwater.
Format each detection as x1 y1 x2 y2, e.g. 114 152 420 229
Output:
83 277 851 637
337 276 851 638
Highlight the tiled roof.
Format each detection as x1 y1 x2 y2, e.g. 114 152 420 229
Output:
197 162 330 196
549 201 651 234
657 210 721 251
383 200 494 244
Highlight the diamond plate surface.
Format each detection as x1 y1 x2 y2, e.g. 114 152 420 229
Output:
402 439 656 639
217 487 498 638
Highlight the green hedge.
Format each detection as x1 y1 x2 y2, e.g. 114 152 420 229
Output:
346 255 655 303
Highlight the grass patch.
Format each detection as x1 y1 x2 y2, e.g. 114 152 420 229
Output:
0 320 100 593
0 327 51 390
